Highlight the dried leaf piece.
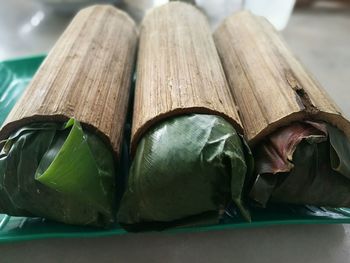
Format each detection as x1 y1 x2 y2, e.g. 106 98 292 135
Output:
251 122 350 208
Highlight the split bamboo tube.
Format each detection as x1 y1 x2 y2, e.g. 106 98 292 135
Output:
131 2 242 154
0 5 138 158
214 11 350 146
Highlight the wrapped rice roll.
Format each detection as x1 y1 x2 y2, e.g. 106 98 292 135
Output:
117 2 252 228
0 5 138 227
214 12 350 208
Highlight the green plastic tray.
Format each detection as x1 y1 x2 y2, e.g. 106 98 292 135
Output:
1 55 350 243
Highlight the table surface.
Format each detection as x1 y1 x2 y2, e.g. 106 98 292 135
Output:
1 1 350 262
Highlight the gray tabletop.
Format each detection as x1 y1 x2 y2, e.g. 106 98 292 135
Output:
1 1 350 262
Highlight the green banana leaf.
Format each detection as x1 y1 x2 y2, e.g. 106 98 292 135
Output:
0 118 116 227
250 121 350 208
118 114 252 229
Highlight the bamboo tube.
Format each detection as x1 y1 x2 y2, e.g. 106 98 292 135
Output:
214 11 350 146
131 2 242 154
0 5 138 158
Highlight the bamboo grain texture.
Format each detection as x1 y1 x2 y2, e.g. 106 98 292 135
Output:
214 11 350 146
0 5 138 158
131 2 242 153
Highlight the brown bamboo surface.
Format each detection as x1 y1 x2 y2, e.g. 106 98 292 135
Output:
131 2 242 154
0 5 138 158
214 11 350 146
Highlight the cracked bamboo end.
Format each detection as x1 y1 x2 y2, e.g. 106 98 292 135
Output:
214 11 350 146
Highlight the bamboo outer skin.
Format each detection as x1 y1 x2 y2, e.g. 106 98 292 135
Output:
131 2 242 154
214 11 350 146
0 5 138 158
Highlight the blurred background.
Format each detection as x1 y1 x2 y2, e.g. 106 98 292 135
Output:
1 1 350 262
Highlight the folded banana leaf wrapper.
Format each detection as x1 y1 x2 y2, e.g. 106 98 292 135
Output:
118 3 253 230
118 114 253 229
214 12 350 211
0 119 116 227
250 121 350 208
0 5 138 227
